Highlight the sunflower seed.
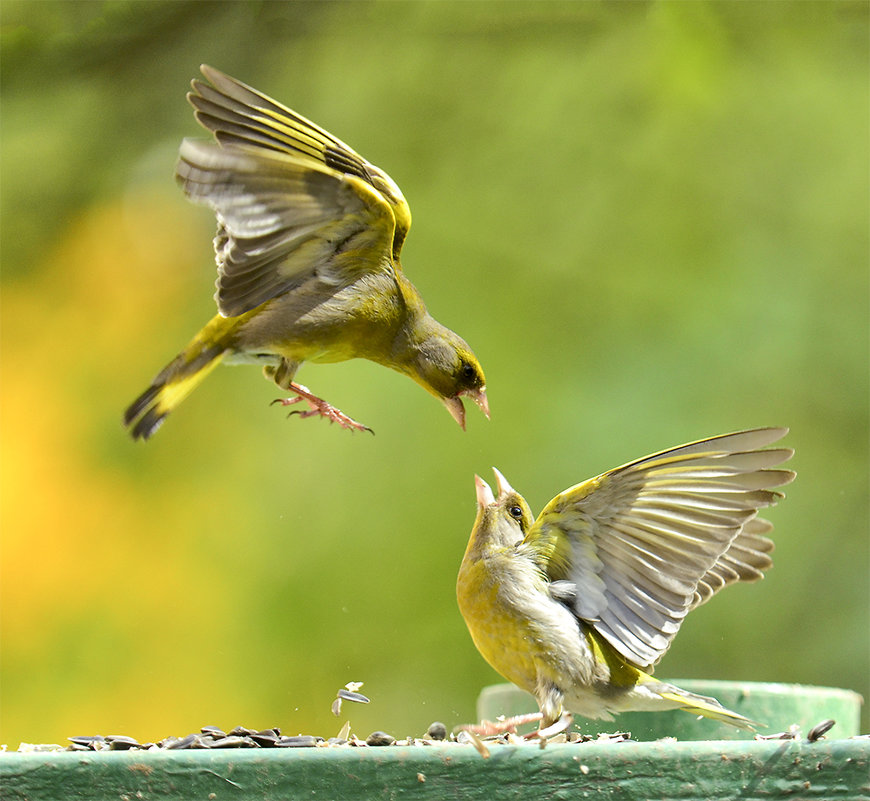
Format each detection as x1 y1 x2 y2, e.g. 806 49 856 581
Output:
275 735 320 748
106 736 140 751
807 719 836 742
365 731 395 746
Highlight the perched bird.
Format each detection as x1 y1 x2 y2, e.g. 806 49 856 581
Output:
457 428 795 735
124 65 487 439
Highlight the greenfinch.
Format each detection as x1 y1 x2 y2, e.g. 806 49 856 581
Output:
457 428 795 734
124 65 487 440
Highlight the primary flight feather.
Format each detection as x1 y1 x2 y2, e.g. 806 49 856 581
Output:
124 65 487 439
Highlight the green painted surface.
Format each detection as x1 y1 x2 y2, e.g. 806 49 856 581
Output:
2 740 869 801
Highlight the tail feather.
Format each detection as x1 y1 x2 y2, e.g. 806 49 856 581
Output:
124 316 235 440
657 686 759 731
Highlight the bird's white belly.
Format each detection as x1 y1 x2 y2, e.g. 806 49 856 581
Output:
563 681 679 721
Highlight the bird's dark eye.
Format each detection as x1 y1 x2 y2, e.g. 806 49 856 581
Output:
508 505 523 520
461 363 476 381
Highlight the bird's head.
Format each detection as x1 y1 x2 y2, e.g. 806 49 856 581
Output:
411 328 488 429
471 468 534 550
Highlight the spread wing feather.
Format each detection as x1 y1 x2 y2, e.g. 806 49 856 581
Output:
187 66 411 257
176 138 395 317
691 517 775 609
522 428 794 668
174 66 412 317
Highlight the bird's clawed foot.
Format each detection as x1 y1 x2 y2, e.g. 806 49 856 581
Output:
456 711 573 748
524 712 573 741
457 712 544 737
271 383 373 433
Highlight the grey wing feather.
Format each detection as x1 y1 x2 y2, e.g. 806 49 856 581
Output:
176 139 394 317
526 428 794 668
186 66 411 259
691 517 775 609
191 65 373 183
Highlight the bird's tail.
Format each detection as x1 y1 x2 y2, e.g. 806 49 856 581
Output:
124 314 238 440
655 682 758 731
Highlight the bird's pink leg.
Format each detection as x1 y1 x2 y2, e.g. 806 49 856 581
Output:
271 383 373 433
457 712 544 737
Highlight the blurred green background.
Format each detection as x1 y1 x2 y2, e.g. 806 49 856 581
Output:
1 0 867 746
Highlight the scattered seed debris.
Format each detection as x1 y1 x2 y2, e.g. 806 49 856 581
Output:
455 729 490 758
15 743 66 753
331 681 371 716
9 718 849 754
755 724 803 741
597 731 633 743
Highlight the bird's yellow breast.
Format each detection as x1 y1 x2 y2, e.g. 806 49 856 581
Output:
456 551 547 695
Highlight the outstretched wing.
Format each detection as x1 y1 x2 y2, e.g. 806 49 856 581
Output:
176 65 410 318
520 428 794 668
177 139 396 317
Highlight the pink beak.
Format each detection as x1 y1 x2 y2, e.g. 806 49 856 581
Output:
474 474 495 508
444 387 489 430
491 467 514 497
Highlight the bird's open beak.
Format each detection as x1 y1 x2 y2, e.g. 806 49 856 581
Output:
443 396 467 430
443 387 489 431
492 467 514 497
475 474 495 508
470 387 490 419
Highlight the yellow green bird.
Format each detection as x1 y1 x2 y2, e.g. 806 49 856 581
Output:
124 65 487 440
457 428 795 735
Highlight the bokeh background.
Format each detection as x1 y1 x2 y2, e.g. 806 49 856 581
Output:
1 1 867 746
